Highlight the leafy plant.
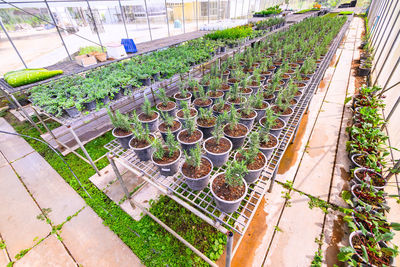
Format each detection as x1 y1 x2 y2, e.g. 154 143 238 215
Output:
237 132 260 165
131 111 151 143
184 144 202 168
157 88 170 107
212 115 226 144
161 113 176 128
107 109 131 132
224 160 247 188
142 96 155 117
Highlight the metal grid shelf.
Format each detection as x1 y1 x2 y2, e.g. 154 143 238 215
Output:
104 16 350 236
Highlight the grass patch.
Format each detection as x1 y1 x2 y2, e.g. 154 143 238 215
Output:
295 8 320 14
324 12 339 18
4 112 226 266
339 11 354 15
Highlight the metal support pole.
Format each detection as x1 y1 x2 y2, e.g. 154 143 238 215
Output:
10 95 42 134
143 0 153 40
375 52 400 91
44 0 72 61
85 0 105 51
67 125 101 176
132 195 218 267
386 159 400 180
225 231 234 267
268 163 279 193
118 0 129 38
234 0 238 19
195 0 199 30
181 0 186 33
370 0 390 44
108 154 132 202
383 96 400 130
31 107 58 142
164 0 171 37
0 18 27 68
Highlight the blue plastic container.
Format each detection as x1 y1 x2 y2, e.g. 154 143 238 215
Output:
121 39 137 53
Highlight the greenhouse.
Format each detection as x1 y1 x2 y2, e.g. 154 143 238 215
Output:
0 0 399 266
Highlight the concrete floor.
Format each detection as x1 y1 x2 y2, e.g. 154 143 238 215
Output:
0 118 143 267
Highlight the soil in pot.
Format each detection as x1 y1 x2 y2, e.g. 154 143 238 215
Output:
182 158 212 179
212 103 231 114
236 151 266 183
177 108 197 119
238 109 257 129
204 137 232 167
178 129 203 152
193 98 212 110
212 174 246 201
129 135 154 161
353 186 385 207
159 120 181 141
260 133 278 159
139 112 159 132
223 123 248 149
157 101 176 113
197 117 216 139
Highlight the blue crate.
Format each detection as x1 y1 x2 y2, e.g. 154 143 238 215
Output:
121 39 137 53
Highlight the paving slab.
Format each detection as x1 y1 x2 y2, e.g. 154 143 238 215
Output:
104 170 144 203
264 192 326 267
14 235 76 267
0 164 51 260
0 152 7 167
12 152 86 225
0 247 10 267
121 182 163 221
59 206 144 267
89 161 128 191
0 118 35 162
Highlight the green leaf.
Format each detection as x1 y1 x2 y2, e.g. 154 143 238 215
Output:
390 222 400 231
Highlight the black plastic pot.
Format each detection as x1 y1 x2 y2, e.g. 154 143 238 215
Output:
193 99 213 111
196 118 216 139
177 129 203 153
254 101 269 122
207 91 224 104
238 110 257 130
159 120 182 141
65 106 81 118
139 111 159 133
260 117 286 137
203 137 232 167
235 151 266 184
112 89 123 100
259 134 279 160
129 135 154 161
353 167 386 190
177 108 197 126
227 97 247 109
152 72 160 81
358 67 371 76
223 123 249 150
174 92 192 109
210 173 248 214
275 106 293 123
139 77 151 86
84 100 96 111
101 95 110 105
181 156 213 191
152 149 181 176
156 102 177 118
112 128 133 149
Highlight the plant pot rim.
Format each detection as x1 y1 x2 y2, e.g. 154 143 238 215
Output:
112 128 133 139
223 123 249 138
253 101 270 111
177 108 198 119
156 102 176 111
152 149 182 167
203 136 233 155
129 133 155 151
180 156 213 180
207 90 224 98
272 105 293 117
259 117 286 130
238 109 257 120
210 172 248 204
177 129 203 144
234 151 267 172
174 92 192 100
193 98 213 107
196 117 217 128
227 97 247 105
159 120 182 133
139 111 160 123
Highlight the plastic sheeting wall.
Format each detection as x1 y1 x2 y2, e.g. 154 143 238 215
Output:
368 0 400 162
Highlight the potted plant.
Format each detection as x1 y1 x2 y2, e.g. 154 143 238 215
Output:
235 132 267 184
353 168 386 190
151 130 182 176
63 99 81 118
177 114 203 153
180 144 213 191
212 97 231 117
108 109 133 149
187 78 200 101
210 160 248 213
207 77 224 104
193 85 213 111
227 83 247 109
156 88 177 117
251 92 269 122
350 184 387 211
129 111 154 161
272 96 293 123
258 120 279 159
204 115 233 167
138 96 159 133
196 108 217 139
223 107 249 149
238 99 257 129
176 101 198 125
159 113 182 141
174 83 192 109
238 77 253 98
338 230 396 266
260 108 286 137
262 84 276 104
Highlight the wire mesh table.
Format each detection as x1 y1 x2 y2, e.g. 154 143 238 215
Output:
104 16 351 266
